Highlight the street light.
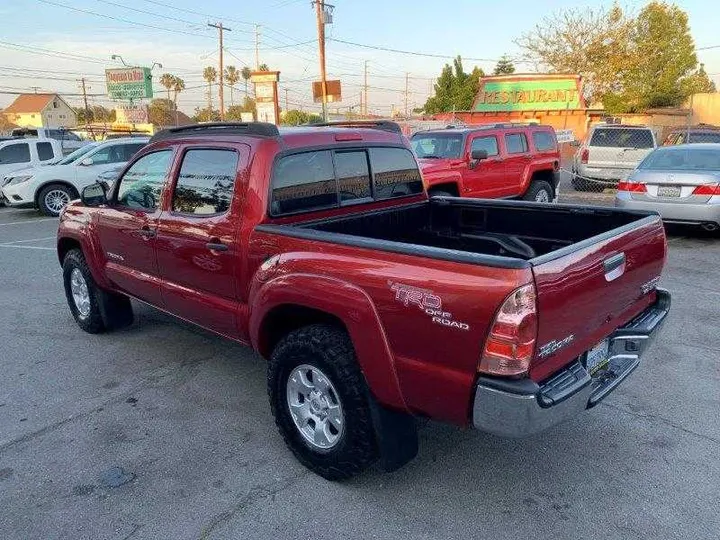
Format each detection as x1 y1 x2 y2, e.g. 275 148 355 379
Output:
110 54 129 67
151 62 163 70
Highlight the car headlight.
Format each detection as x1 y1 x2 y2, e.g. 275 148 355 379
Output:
6 175 34 186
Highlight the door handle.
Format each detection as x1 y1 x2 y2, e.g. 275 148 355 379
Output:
206 241 228 252
139 225 156 238
603 253 626 281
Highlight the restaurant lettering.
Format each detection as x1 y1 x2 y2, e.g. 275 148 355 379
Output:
478 89 579 106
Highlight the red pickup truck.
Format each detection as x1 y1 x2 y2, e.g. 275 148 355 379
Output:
57 121 669 480
411 124 560 202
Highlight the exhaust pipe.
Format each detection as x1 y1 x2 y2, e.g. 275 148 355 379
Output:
701 222 718 232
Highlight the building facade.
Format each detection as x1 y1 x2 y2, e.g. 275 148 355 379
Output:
2 93 77 128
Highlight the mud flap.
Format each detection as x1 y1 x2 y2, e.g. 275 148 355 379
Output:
367 393 418 472
96 289 134 331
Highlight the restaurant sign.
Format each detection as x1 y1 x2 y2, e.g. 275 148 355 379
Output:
473 76 584 112
106 67 153 100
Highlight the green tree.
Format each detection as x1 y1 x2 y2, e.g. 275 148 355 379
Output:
202 66 218 110
225 96 257 121
684 63 717 94
149 98 175 126
224 66 240 106
515 5 633 105
423 56 484 114
241 66 252 96
159 73 175 101
493 55 516 75
193 106 220 123
281 109 312 125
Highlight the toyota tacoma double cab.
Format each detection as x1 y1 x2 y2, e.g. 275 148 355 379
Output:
410 124 560 202
57 121 670 480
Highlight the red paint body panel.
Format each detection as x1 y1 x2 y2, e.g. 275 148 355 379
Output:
414 125 560 198
57 123 668 429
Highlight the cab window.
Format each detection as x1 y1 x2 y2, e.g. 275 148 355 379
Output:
116 150 173 210
470 136 499 157
172 149 239 215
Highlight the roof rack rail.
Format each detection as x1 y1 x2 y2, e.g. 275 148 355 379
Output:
150 122 279 142
307 120 403 134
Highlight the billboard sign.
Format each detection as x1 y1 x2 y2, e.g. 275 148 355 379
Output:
473 75 584 112
115 103 149 124
106 67 153 100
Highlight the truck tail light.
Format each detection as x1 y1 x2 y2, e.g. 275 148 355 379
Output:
617 181 647 193
479 283 537 377
692 184 720 195
580 148 589 164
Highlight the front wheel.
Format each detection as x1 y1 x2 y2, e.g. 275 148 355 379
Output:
523 180 554 203
38 183 76 216
268 324 379 480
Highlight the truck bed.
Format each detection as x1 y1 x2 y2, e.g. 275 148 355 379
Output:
287 198 653 266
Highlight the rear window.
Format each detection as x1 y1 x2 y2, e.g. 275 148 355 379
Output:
270 146 422 216
410 133 463 158
37 142 55 161
504 133 528 154
532 131 556 151
639 147 720 171
590 128 654 149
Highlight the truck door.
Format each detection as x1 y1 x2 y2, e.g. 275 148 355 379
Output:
502 132 531 197
154 145 250 338
94 149 175 305
464 134 505 198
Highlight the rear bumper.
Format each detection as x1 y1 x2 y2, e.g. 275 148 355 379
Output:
615 193 720 225
472 288 670 437
576 165 631 182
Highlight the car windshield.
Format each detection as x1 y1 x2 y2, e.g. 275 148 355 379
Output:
639 147 720 171
590 128 654 149
54 143 98 165
411 133 463 158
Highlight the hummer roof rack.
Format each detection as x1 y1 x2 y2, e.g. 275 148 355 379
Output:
150 122 280 142
307 120 403 134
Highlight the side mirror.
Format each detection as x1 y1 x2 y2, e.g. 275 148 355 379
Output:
79 157 94 166
81 182 107 207
470 149 488 161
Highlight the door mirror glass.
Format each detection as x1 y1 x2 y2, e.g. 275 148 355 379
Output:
81 182 107 207
80 157 94 166
470 149 488 161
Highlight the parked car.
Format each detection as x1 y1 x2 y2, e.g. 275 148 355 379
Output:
57 121 669 480
2 137 148 216
572 124 657 191
0 137 64 180
411 124 560 202
663 125 720 145
615 143 720 231
11 127 88 155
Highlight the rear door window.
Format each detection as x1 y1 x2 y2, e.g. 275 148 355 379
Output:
532 131 556 151
470 136 499 157
370 147 423 200
271 151 336 215
172 149 239 215
504 133 528 154
36 142 55 161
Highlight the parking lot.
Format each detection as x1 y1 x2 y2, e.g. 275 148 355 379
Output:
1 200 719 540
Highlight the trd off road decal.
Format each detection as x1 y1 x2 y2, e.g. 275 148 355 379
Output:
389 281 470 331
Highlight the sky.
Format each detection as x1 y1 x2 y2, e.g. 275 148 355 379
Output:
1 0 719 116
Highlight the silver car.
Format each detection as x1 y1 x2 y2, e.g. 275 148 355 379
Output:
615 143 720 231
573 125 657 191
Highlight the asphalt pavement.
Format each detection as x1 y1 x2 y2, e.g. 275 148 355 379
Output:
0 202 718 540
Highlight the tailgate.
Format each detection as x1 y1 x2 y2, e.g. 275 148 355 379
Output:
529 216 666 382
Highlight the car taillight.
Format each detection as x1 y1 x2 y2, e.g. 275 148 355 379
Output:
617 181 647 193
479 283 537 377
580 148 589 164
692 184 720 195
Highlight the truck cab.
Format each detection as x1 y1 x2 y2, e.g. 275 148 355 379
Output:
411 124 560 202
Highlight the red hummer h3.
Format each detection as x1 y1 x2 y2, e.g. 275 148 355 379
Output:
411 124 560 202
57 121 669 480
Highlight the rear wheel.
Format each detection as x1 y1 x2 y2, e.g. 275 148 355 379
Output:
268 324 379 480
38 183 76 216
523 180 553 203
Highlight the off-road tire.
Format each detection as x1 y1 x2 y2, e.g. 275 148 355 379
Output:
268 324 379 480
62 249 133 333
523 180 554 202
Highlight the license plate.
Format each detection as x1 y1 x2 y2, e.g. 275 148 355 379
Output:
657 185 681 197
586 339 610 375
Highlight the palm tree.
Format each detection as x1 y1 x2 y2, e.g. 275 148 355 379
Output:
224 65 240 106
172 76 186 125
160 73 175 101
202 66 218 110
241 66 251 97
258 63 269 71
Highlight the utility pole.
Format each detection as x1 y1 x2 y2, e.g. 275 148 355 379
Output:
404 72 409 118
209 22 232 121
363 60 368 117
255 24 261 70
78 78 90 124
284 88 289 112
313 1 330 121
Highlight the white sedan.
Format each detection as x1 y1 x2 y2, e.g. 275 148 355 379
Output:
1 137 148 216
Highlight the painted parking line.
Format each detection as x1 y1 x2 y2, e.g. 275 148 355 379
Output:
0 244 55 251
0 218 57 227
1 236 56 244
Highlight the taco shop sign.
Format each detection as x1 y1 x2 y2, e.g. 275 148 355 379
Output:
473 75 584 112
106 67 153 100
